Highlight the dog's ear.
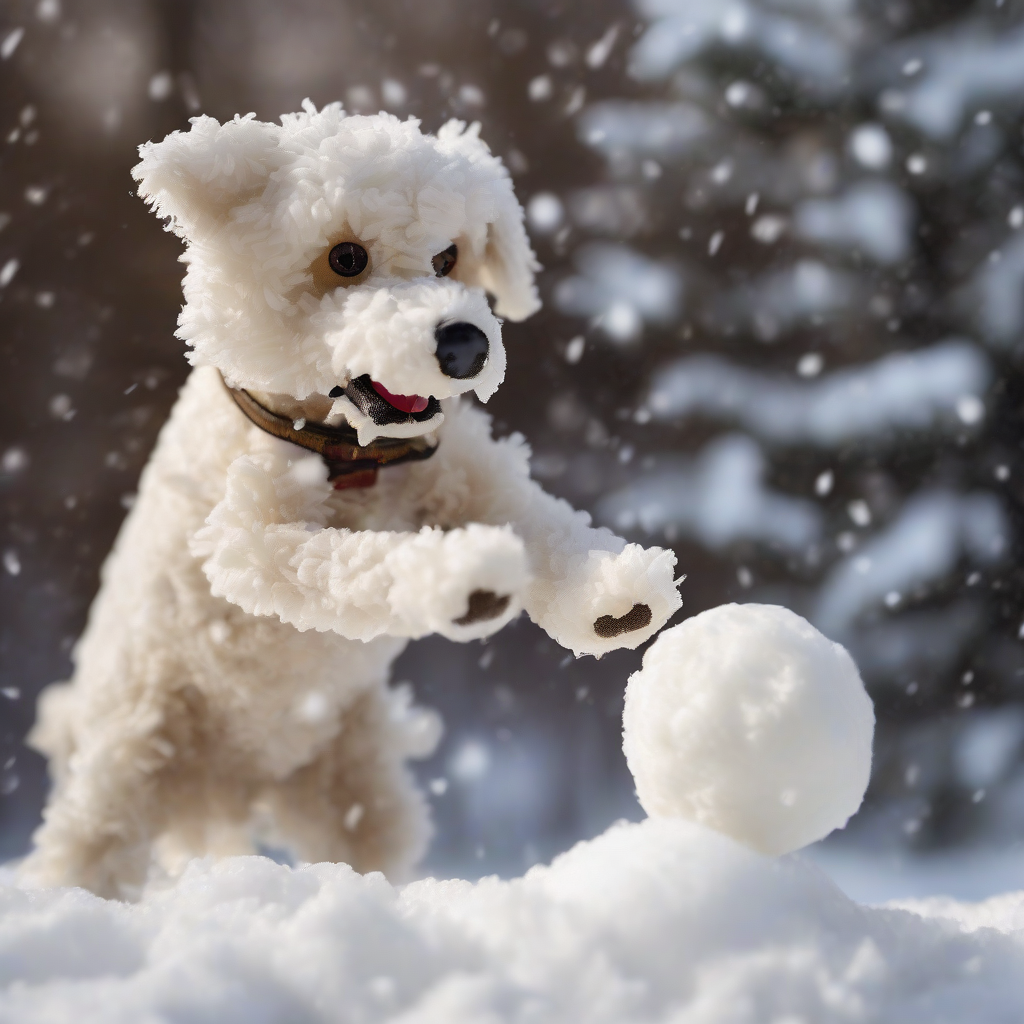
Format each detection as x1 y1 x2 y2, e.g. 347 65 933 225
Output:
438 120 541 321
480 175 542 321
132 114 283 240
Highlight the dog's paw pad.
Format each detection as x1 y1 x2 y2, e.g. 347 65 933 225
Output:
454 589 510 626
594 603 652 638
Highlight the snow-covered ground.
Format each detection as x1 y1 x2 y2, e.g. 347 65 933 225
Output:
2 819 1024 1022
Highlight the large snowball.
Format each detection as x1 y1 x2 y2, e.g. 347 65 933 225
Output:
623 603 874 856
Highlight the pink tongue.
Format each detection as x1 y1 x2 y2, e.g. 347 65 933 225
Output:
371 380 430 415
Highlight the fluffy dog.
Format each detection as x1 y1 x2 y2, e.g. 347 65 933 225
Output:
23 101 682 898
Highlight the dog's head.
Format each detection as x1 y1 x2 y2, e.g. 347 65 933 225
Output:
133 101 540 443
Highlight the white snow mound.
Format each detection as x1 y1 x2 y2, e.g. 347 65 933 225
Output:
4 819 1024 1022
624 603 875 855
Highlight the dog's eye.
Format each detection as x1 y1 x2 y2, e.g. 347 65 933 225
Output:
329 242 369 278
432 244 458 278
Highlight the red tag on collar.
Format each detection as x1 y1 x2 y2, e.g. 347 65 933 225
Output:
333 468 379 490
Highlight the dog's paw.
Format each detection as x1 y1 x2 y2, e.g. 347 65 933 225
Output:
543 544 682 658
385 524 528 641
593 602 654 638
454 589 512 626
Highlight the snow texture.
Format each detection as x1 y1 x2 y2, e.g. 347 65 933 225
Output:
645 341 991 446
7 816 1024 1023
973 231 1024 347
714 260 858 341
554 242 682 343
954 708 1024 792
576 100 711 159
624 604 874 856
878 21 1024 140
794 181 914 265
814 490 1008 638
844 600 986 678
597 434 822 551
630 0 858 95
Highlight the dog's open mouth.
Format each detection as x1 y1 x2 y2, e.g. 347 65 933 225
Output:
369 380 430 415
338 375 441 427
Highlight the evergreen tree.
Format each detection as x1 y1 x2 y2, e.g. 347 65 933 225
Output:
546 0 1024 848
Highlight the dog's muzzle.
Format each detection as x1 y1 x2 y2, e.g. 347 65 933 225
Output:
332 321 490 430
340 375 441 427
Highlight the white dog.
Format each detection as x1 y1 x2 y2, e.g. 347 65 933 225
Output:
22 101 682 898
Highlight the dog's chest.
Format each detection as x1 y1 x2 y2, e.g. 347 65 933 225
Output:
321 458 450 533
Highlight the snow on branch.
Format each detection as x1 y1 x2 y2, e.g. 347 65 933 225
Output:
815 490 1009 640
596 434 821 552
644 341 991 446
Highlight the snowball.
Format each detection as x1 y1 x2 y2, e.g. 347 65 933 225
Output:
623 603 874 855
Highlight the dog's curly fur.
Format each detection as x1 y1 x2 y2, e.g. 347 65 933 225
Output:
22 102 682 898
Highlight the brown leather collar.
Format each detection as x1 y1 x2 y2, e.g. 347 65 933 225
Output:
222 377 437 489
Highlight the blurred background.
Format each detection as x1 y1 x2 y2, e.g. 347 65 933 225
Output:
2 0 1024 896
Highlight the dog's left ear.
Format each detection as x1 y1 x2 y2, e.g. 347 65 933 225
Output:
481 174 542 321
438 120 541 321
132 113 284 241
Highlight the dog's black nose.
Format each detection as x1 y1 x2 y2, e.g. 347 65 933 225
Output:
435 322 489 379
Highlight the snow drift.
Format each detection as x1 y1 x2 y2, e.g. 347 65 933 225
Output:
3 818 1024 1022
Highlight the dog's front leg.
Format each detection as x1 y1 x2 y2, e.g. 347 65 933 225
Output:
429 404 682 657
441 421 677 655
192 452 528 641
510 480 683 658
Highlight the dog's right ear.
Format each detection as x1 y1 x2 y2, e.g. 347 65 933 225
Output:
132 114 283 240
437 119 541 321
